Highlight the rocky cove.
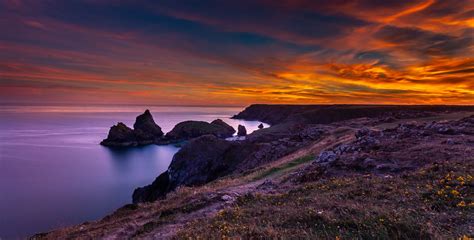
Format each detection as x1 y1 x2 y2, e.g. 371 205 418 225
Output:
34 104 474 239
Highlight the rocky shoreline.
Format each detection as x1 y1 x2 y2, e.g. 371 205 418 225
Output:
33 105 474 239
101 110 248 147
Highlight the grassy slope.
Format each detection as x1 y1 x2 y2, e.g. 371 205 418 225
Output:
37 112 474 239
176 161 473 239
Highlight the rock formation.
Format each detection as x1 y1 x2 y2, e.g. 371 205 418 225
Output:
165 120 235 141
211 119 236 135
258 123 264 129
133 135 234 203
100 122 137 147
133 109 163 141
237 125 247 136
101 110 163 147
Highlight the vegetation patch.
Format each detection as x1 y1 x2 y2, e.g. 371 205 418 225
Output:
253 154 314 180
176 161 474 239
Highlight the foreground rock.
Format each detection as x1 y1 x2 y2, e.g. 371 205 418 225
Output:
133 135 234 203
165 120 235 142
308 115 474 176
101 110 163 147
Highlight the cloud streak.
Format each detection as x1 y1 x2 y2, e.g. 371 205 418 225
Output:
0 0 472 105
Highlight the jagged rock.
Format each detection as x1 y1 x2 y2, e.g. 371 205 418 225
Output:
100 122 137 147
133 109 164 141
258 123 264 129
237 125 247 136
101 110 164 147
166 120 235 141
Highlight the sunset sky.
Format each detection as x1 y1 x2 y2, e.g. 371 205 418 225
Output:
0 0 473 106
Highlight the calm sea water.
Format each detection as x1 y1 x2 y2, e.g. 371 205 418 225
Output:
0 105 266 239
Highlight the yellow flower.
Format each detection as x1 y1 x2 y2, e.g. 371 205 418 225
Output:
457 201 466 207
451 190 460 196
458 234 471 240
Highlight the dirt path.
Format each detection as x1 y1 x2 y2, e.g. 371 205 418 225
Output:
139 129 356 239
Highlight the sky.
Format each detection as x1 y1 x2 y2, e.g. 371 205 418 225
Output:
0 0 473 106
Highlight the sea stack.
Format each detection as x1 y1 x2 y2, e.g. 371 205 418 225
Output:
133 109 164 142
100 122 137 147
237 125 247 136
101 110 163 147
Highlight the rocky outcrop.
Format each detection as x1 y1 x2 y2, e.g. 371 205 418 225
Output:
133 135 235 203
312 115 474 175
165 120 235 141
237 125 247 136
100 122 137 147
101 110 163 147
133 110 164 141
133 123 328 203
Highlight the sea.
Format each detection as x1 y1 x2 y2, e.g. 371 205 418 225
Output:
0 105 267 239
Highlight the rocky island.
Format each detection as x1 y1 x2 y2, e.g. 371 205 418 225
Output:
101 110 238 147
35 105 474 239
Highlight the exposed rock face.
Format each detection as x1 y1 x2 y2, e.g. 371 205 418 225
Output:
258 123 264 129
100 122 137 147
133 109 163 141
165 120 235 141
132 171 170 203
133 135 234 203
237 125 247 136
101 110 163 147
312 115 474 175
168 135 234 187
133 123 328 203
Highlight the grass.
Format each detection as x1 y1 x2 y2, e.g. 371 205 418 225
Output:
175 160 473 239
253 154 314 180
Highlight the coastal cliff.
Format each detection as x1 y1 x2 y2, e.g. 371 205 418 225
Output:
35 105 474 239
232 104 474 125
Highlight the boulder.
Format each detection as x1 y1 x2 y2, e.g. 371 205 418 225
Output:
165 120 234 141
237 125 247 136
315 151 337 163
258 123 264 129
100 122 137 147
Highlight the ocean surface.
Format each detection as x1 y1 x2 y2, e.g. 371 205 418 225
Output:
0 105 267 239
